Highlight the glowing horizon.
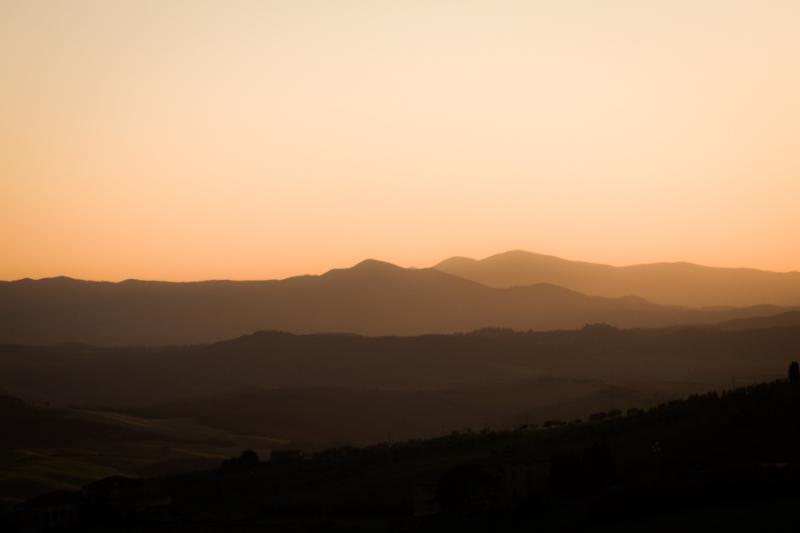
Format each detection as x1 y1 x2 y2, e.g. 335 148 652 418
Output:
2 1 799 281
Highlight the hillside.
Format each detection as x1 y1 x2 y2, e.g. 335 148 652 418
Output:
0 260 791 345
2 325 797 407
7 378 800 531
435 250 800 307
0 395 283 505
117 378 655 446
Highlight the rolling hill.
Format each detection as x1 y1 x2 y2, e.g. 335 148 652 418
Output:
2 325 797 407
0 395 281 504
9 379 800 532
116 378 651 446
715 310 800 331
0 259 791 345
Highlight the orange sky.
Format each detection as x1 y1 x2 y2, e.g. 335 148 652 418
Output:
2 0 799 281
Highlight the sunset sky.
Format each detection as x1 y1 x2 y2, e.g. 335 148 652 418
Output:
2 0 799 281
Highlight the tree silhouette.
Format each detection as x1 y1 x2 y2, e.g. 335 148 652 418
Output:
789 361 800 385
220 449 260 473
589 412 607 422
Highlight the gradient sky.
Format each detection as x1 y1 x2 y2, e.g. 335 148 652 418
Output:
2 0 799 281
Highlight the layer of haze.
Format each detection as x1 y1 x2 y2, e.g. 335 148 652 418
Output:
2 0 799 281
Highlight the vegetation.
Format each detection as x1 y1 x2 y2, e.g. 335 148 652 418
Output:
5 377 800 531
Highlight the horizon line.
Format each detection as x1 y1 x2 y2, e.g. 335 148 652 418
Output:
2 250 799 283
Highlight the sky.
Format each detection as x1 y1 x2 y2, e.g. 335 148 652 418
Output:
1 0 799 281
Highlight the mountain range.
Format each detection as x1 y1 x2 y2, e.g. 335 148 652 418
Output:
0 256 794 345
435 250 800 307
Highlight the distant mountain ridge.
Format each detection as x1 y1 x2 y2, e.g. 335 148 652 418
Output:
2 324 798 407
435 250 800 307
0 258 792 345
714 310 800 331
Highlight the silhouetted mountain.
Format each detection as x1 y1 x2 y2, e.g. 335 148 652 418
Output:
0 260 792 345
435 250 800 307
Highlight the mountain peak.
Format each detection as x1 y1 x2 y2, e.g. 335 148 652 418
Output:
26 276 83 284
350 259 405 272
436 250 563 270
320 259 408 280
434 256 478 269
487 249 540 259
434 250 800 307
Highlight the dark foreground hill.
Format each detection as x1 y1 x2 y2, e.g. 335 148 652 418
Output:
6 378 800 532
0 381 656 505
2 325 799 407
435 250 800 307
0 260 790 345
